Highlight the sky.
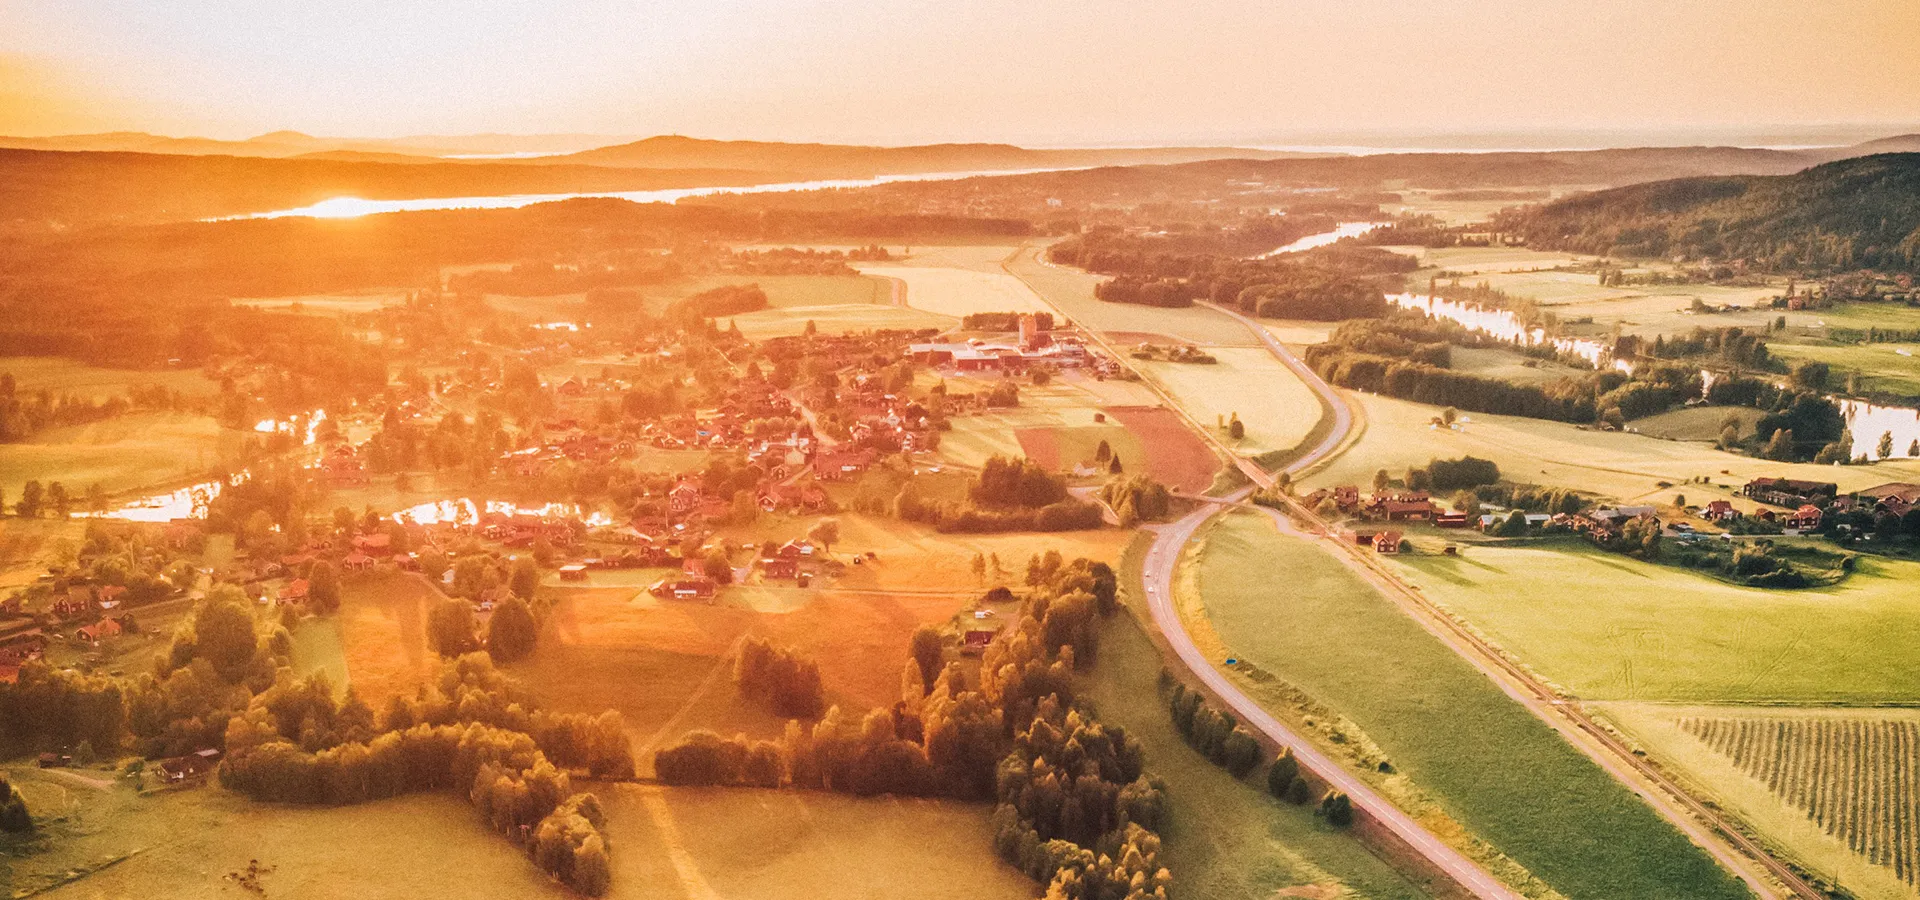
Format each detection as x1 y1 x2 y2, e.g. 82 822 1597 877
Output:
3 0 1919 146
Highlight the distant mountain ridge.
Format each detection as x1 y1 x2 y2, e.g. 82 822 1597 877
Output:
1494 152 1920 272
552 134 1319 175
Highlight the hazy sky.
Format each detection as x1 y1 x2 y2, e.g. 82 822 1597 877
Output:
4 0 1919 145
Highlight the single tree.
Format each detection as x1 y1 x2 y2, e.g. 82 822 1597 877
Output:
909 625 944 692
487 596 540 663
307 562 342 614
807 518 841 556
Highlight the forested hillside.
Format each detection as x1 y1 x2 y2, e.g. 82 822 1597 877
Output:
1496 153 1920 272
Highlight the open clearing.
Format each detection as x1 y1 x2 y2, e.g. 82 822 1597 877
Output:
1387 540 1920 703
1 357 220 401
1135 348 1320 459
1599 704 1920 900
1188 511 1749 900
0 412 239 498
9 770 1027 900
1629 405 1766 442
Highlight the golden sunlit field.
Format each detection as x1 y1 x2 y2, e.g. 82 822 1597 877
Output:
5 768 1027 900
0 413 241 498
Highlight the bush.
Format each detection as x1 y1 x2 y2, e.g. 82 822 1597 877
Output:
1320 790 1354 826
1266 748 1299 798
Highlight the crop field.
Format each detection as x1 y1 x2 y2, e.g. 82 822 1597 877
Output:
1771 342 1920 399
1302 391 1920 504
1079 577 1435 900
1188 512 1750 900
2 357 220 401
649 273 894 310
853 259 1054 318
1001 244 1262 346
1684 714 1920 889
0 412 240 498
8 771 1027 900
1600 704 1920 900
1135 348 1320 458
1387 541 1920 703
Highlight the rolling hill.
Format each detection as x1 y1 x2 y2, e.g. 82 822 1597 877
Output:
1493 152 1920 272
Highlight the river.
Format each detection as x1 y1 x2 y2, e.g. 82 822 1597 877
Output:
1259 221 1386 258
1385 292 1630 371
219 166 1093 221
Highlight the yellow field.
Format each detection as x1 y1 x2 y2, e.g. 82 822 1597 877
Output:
1599 704 1920 900
0 412 240 498
1135 347 1320 458
10 770 1028 900
854 254 1055 318
2 357 221 401
727 304 954 339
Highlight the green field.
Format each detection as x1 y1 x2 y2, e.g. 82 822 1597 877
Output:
1770 342 1920 400
1628 405 1765 443
1449 346 1583 385
0 412 239 498
1135 348 1319 458
1083 542 1435 900
1388 540 1920 704
1190 512 1750 900
8 770 1028 900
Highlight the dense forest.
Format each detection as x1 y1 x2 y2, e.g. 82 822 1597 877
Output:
1049 223 1413 321
1495 153 1920 273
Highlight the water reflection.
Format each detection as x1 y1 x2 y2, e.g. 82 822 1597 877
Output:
1386 292 1632 372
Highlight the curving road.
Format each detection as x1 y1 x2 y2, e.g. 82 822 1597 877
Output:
1135 306 1523 899
1141 300 1799 900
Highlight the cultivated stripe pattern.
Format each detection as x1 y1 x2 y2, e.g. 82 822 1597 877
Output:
1683 716 1920 886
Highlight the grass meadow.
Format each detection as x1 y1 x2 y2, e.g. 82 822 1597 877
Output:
1187 511 1750 900
1387 541 1920 704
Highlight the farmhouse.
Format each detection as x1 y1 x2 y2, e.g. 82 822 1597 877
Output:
1742 477 1837 509
157 748 222 783
1373 531 1405 554
76 618 122 644
962 627 1001 655
1704 500 1740 522
1785 505 1824 530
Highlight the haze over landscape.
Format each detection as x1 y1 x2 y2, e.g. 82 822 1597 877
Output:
5 5 1920 900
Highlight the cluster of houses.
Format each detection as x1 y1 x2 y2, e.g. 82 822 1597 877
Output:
647 539 821 602
1304 486 1473 529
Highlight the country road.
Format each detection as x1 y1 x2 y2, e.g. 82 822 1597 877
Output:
1133 310 1524 900
1145 299 1806 899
